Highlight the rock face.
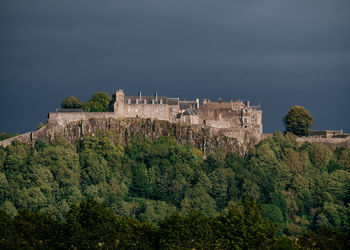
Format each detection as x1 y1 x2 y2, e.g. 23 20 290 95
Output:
0 117 260 156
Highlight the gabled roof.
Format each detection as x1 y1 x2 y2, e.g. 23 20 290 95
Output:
183 108 198 115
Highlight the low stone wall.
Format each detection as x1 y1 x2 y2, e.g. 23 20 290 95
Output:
297 137 350 149
261 133 273 139
0 132 32 147
48 112 118 126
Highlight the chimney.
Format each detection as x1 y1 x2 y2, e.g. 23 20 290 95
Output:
138 92 142 100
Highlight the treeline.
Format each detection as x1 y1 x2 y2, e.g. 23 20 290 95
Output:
0 131 350 237
1 199 349 249
60 92 111 112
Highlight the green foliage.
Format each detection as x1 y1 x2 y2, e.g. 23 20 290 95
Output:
83 92 111 112
0 209 63 249
0 133 19 141
60 96 83 109
159 200 277 249
214 200 276 249
64 199 156 249
0 133 11 141
1 131 350 242
1 200 348 249
263 204 284 224
283 105 314 136
159 211 217 249
298 226 350 250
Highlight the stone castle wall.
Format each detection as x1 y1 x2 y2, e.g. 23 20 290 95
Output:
261 133 350 149
112 89 263 141
113 90 180 122
297 136 350 149
198 101 263 141
48 112 118 126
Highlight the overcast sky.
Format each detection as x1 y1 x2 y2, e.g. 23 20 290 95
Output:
1 0 349 134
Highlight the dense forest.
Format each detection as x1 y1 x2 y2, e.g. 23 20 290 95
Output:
1 131 350 248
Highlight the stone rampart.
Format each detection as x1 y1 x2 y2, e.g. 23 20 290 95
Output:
297 136 350 149
48 112 118 126
0 132 32 147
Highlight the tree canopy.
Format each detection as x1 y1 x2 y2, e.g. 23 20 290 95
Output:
283 105 313 136
1 131 350 243
83 92 111 112
60 96 83 109
1 199 349 249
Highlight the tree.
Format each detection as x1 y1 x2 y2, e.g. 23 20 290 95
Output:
0 210 63 249
83 92 111 112
64 199 156 249
214 200 277 249
60 96 83 109
158 211 217 249
0 133 11 141
283 105 313 136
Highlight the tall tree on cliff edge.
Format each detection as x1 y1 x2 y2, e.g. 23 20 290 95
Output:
283 105 314 136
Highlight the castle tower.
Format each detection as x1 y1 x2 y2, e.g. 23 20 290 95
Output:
114 89 125 117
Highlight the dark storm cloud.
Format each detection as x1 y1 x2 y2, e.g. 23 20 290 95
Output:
1 0 349 133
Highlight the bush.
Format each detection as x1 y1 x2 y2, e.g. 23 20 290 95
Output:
61 96 83 109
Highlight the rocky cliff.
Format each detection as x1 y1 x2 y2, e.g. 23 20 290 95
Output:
0 117 260 156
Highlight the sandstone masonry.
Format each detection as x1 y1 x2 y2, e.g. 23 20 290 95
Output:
112 89 263 142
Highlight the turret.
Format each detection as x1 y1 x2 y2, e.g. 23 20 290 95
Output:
114 89 125 116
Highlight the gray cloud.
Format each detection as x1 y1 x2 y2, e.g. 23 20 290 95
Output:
1 0 349 134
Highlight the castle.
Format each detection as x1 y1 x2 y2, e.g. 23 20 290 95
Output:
0 89 263 152
112 89 263 140
2 89 350 151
